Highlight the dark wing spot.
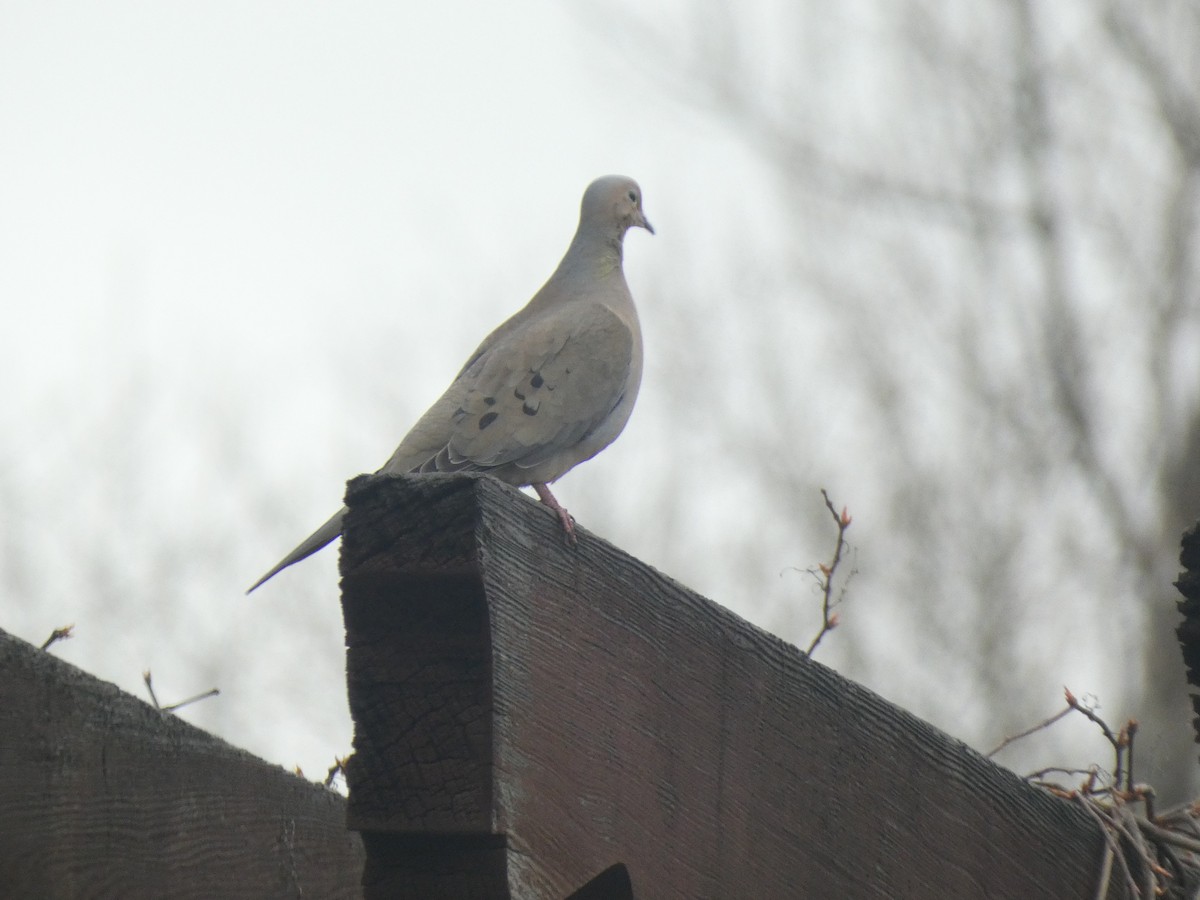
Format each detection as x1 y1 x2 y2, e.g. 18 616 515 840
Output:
483 396 496 406
522 403 537 416
513 387 525 400
530 372 544 389
479 412 499 430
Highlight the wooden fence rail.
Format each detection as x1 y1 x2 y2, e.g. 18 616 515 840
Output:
339 473 1117 898
0 627 363 899
1 471 1138 898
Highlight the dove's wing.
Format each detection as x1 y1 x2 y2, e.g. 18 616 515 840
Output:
389 302 634 478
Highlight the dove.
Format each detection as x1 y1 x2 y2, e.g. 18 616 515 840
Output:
248 175 652 592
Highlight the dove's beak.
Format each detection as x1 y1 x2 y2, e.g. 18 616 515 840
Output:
639 214 655 235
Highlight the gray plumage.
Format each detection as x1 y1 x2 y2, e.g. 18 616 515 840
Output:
248 175 652 592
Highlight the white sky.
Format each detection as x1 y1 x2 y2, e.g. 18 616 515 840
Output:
0 2 787 778
1 1 1164 795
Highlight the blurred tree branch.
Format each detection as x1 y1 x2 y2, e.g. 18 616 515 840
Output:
586 0 1200 800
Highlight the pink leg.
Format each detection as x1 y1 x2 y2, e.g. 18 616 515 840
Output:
533 483 577 546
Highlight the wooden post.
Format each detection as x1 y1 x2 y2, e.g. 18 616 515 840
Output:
341 473 1118 899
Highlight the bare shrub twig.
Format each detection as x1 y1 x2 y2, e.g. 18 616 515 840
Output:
40 624 74 651
142 669 220 713
987 686 1195 897
800 489 855 657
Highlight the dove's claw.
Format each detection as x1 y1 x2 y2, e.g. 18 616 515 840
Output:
534 483 578 546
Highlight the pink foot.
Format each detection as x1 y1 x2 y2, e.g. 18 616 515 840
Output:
533 483 577 546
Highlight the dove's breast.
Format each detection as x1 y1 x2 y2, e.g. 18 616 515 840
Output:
494 294 642 486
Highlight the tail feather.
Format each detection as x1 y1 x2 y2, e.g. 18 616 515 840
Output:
247 507 347 593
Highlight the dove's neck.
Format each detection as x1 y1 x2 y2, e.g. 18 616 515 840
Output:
539 225 625 295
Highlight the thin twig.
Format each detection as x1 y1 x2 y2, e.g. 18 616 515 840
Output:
805 489 853 656
1005 687 1200 894
1111 803 1164 897
1092 840 1114 900
1136 783 1156 825
1065 690 1119 745
143 670 161 709
163 688 220 712
1138 816 1200 855
325 757 348 788
1026 765 1102 783
1064 688 1128 790
987 704 1073 758
143 669 219 712
40 624 74 651
1075 795 1139 898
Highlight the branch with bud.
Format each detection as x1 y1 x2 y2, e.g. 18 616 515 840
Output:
803 489 855 657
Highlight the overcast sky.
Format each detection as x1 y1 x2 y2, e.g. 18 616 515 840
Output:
0 2 795 777
5 0 1187 803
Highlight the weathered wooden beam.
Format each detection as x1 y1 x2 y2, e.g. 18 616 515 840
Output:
0 628 363 899
341 473 1120 899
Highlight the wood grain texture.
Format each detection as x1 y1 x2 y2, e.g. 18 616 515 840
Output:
341 473 1125 899
0 628 363 900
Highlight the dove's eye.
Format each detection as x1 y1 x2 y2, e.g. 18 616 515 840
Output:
628 190 638 204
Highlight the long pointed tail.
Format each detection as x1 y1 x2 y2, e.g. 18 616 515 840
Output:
247 506 347 593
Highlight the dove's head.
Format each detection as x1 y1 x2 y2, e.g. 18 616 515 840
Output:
582 175 655 238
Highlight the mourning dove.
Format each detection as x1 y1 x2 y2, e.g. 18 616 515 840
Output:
248 175 652 592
